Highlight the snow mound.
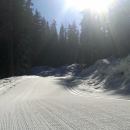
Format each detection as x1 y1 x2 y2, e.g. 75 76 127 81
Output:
0 76 36 95
56 64 83 76
67 55 130 97
32 66 54 76
32 64 83 76
80 55 130 78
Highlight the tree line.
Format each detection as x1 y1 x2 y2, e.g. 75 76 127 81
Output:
0 0 130 78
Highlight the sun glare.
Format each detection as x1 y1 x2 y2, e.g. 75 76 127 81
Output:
66 0 114 12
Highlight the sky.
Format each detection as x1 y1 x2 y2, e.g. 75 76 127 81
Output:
31 0 82 32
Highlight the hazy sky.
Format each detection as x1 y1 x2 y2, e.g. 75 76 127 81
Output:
32 0 82 31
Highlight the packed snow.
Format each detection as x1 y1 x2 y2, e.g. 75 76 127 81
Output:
65 55 130 99
32 64 84 76
0 56 130 130
1 55 130 98
0 76 37 95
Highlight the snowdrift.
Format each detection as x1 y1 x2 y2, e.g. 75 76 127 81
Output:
74 55 130 96
32 64 83 76
1 55 130 97
0 76 37 95
32 56 130 96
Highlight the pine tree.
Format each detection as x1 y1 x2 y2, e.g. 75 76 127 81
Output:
58 24 67 65
31 9 42 66
59 24 66 44
80 10 105 65
48 20 58 66
24 0 34 74
67 21 79 63
0 0 14 77
107 1 130 57
80 10 94 65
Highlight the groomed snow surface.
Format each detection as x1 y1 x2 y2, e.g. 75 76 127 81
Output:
0 76 38 95
1 55 130 99
32 55 130 99
0 56 130 130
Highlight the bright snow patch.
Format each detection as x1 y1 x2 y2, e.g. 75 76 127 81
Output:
65 56 130 98
1 56 130 98
0 76 37 95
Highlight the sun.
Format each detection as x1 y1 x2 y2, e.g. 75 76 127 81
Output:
66 0 115 12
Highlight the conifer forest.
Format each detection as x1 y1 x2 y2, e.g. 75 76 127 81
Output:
0 0 130 78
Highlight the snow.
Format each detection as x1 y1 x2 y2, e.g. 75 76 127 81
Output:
0 76 130 129
1 55 130 98
32 64 83 77
0 64 82 95
31 56 130 98
66 55 130 98
0 76 37 95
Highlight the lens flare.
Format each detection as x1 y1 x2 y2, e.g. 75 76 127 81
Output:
66 0 114 12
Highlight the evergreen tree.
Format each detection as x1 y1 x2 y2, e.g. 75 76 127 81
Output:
24 0 34 73
31 9 42 66
0 0 14 77
49 20 58 66
67 21 79 63
107 1 130 57
43 21 51 66
59 24 66 44
80 10 95 65
58 24 67 65
80 10 108 65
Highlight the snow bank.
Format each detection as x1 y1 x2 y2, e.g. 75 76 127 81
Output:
0 76 34 95
68 55 130 97
56 64 83 76
80 55 130 78
108 56 130 77
32 64 83 77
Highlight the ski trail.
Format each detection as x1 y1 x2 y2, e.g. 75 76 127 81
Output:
0 76 130 130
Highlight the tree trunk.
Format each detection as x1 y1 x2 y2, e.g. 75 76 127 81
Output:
8 1 14 77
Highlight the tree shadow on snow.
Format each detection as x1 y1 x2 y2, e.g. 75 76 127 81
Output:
60 72 130 99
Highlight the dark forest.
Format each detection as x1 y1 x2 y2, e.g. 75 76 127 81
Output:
0 0 130 78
